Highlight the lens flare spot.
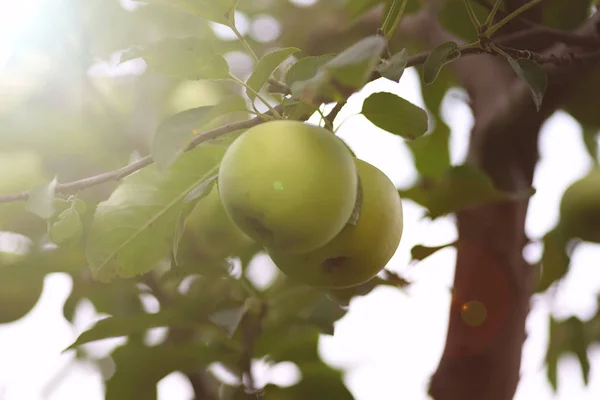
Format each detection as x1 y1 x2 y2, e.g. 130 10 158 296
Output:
461 300 487 327
273 181 284 191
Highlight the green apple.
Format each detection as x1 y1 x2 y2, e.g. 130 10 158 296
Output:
559 168 600 243
218 120 358 254
268 159 403 288
184 184 258 260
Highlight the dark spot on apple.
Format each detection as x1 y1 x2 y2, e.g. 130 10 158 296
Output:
322 256 348 273
246 217 273 240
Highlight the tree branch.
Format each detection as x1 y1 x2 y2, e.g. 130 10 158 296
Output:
429 9 600 400
0 106 283 204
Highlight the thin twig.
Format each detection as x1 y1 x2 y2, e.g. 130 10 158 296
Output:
1 20 598 205
325 101 346 129
0 105 283 203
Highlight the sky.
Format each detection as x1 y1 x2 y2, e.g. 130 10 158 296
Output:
1 0 600 399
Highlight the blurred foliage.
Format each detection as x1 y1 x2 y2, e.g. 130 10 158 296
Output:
0 0 599 398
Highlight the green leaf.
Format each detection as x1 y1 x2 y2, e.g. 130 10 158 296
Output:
49 202 83 246
209 306 246 338
506 58 547 111
582 128 599 166
376 49 408 82
264 362 353 400
121 37 230 81
183 174 218 203
323 35 387 89
152 96 246 171
542 0 594 30
380 0 409 40
285 54 337 87
86 144 226 282
399 165 510 218
26 178 57 219
408 67 453 178
536 229 571 292
246 48 300 101
65 310 191 351
546 315 593 391
362 92 428 140
411 242 455 263
139 0 237 25
423 42 460 84
105 342 230 400
290 36 386 104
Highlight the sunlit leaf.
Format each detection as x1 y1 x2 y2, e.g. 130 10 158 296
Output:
121 37 230 81
152 96 246 171
362 92 428 140
86 144 226 282
139 0 237 25
246 48 300 101
26 178 57 219
49 202 83 246
285 54 336 87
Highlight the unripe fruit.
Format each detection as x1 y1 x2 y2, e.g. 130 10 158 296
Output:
184 185 257 260
218 120 358 254
559 168 600 243
268 159 403 288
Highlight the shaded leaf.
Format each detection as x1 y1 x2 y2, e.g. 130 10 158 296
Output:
506 58 547 111
399 165 511 218
423 42 460 84
26 178 58 219
546 315 594 391
380 0 409 39
121 37 230 81
362 92 428 140
542 0 594 30
581 128 599 165
209 306 246 338
86 144 226 282
139 0 237 25
536 228 571 292
65 310 192 351
105 342 231 400
376 49 408 82
411 242 455 263
264 362 353 400
246 48 300 101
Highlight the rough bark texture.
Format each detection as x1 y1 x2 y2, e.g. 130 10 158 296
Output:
427 9 600 400
296 2 600 398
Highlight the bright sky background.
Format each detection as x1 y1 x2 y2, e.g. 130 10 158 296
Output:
1 0 600 399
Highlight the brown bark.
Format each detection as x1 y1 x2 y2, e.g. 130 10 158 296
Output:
428 10 600 400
